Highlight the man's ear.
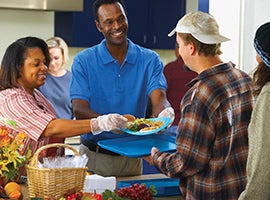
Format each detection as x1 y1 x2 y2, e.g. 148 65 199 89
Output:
95 20 102 32
189 42 196 56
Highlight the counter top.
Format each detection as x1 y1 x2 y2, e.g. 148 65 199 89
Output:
21 174 184 200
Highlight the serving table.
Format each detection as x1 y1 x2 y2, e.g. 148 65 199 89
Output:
21 174 184 200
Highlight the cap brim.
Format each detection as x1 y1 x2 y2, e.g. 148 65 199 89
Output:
168 24 230 43
192 33 230 44
168 29 176 37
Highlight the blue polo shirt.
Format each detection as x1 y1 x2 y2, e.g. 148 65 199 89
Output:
70 39 167 143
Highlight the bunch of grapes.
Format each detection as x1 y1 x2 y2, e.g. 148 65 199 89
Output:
117 183 155 200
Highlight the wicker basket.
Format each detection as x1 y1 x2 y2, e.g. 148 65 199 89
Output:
26 143 87 198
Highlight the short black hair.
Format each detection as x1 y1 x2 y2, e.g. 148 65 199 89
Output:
92 0 127 22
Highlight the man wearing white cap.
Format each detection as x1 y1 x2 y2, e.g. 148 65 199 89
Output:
144 11 256 199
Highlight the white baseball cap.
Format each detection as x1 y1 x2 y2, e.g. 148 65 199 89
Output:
168 11 230 44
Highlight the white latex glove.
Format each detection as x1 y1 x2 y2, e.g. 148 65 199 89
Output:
158 107 175 127
90 114 128 135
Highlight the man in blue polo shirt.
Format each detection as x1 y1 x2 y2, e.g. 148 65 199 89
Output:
70 0 174 177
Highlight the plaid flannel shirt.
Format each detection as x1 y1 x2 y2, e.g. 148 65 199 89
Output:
153 63 256 200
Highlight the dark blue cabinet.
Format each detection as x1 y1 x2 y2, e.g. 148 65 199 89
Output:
55 0 185 49
199 0 209 12
55 0 102 47
125 0 186 49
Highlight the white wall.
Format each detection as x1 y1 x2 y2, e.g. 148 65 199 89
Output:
210 0 270 74
0 9 54 61
186 0 198 13
241 0 270 74
209 0 241 69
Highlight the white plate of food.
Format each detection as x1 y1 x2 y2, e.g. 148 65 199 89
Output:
122 116 171 136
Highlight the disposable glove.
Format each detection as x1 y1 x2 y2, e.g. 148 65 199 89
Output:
158 107 175 127
90 114 128 135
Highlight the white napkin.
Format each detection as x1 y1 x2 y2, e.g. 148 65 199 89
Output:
83 174 116 194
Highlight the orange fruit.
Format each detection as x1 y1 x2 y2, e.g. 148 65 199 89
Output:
4 182 21 196
8 190 22 199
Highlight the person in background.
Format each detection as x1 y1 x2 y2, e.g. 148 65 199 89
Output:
144 11 256 199
39 36 73 120
0 36 128 182
70 0 174 177
38 37 73 155
144 43 196 174
163 42 197 137
238 22 270 200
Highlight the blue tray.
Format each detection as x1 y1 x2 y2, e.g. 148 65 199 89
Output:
97 134 176 158
117 178 181 197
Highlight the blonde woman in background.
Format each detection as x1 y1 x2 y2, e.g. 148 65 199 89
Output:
39 37 73 154
39 36 73 120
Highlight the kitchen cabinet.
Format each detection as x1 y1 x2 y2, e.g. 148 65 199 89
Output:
55 0 185 49
199 0 209 12
125 0 186 49
55 0 102 47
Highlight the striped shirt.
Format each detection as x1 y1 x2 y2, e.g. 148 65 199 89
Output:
0 87 56 157
153 63 256 200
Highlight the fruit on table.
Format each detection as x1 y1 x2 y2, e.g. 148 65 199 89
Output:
117 183 154 200
9 190 22 199
92 193 102 200
43 191 102 200
60 191 83 200
102 183 156 200
81 192 102 200
0 182 23 200
4 182 21 195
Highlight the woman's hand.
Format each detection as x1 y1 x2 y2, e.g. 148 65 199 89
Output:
90 114 128 135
